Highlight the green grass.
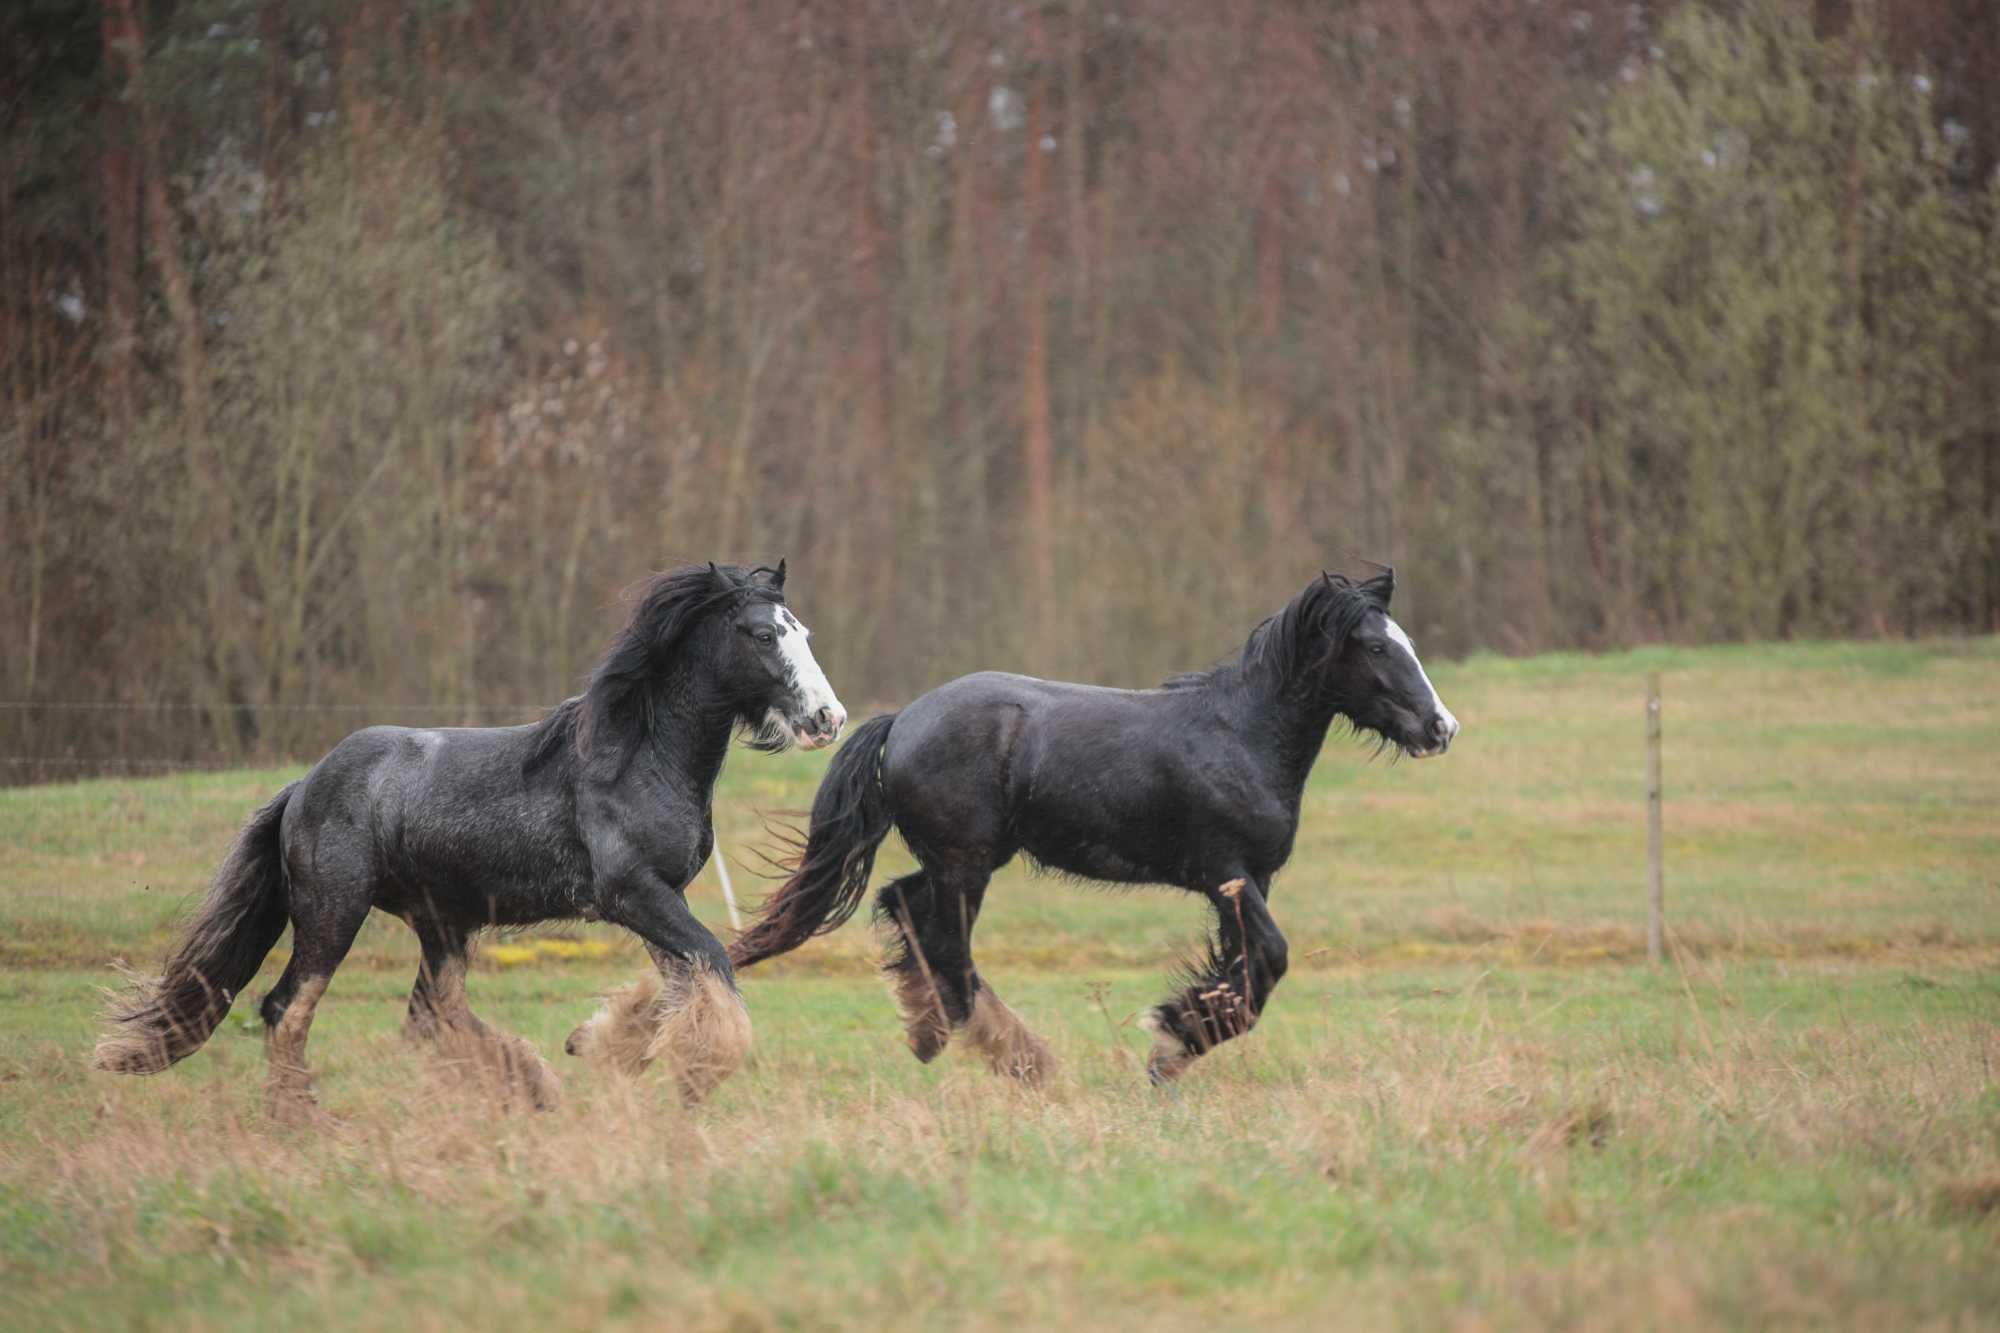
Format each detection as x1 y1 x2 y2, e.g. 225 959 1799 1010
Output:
1 638 1997 1329
5 636 1995 973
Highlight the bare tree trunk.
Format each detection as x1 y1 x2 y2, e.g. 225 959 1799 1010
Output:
847 5 897 665
99 0 140 440
947 31 988 466
1064 0 1091 431
646 0 674 357
1021 7 1055 655
258 0 287 181
105 0 208 439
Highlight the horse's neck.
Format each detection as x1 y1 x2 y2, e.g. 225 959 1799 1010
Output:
1227 668 1342 801
1271 695 1343 802
640 667 738 794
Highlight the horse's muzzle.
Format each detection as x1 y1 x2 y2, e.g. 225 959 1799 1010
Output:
1416 700 1464 752
1406 708 1459 758
795 704 847 750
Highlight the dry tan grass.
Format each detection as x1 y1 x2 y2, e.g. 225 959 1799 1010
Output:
3 1018 1991 1331
1937 1176 2000 1219
14 974 1994 1306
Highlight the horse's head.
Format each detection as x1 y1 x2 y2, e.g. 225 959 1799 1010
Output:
710 561 847 752
1324 568 1460 759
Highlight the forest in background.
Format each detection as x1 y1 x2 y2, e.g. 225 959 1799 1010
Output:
4 0 1997 775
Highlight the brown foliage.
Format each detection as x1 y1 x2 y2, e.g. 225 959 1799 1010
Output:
1 0 1996 777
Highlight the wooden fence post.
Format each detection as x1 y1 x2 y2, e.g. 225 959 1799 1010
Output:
1646 671 1664 964
714 845 743 932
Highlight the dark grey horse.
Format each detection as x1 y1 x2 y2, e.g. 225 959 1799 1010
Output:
95 562 844 1114
730 569 1456 1085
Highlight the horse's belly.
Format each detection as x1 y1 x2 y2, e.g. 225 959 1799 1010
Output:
385 819 591 925
1017 809 1181 885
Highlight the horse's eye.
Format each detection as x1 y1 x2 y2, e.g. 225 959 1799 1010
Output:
754 630 775 646
1368 642 1385 656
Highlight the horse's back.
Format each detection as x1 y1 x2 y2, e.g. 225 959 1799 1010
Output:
881 670 1211 872
282 724 419 842
282 721 585 921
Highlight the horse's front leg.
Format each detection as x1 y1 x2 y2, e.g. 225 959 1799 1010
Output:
565 873 751 1103
1145 876 1290 1084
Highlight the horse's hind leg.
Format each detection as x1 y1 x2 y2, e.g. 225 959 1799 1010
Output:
878 867 1052 1085
877 872 957 1062
405 918 560 1111
258 872 371 1123
404 919 481 1040
1145 877 1289 1084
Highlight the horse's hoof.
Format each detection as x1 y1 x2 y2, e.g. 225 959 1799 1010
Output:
513 1048 565 1111
265 1086 338 1129
1141 1012 1198 1085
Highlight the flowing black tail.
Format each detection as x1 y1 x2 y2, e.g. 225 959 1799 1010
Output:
730 713 897 968
93 782 297 1073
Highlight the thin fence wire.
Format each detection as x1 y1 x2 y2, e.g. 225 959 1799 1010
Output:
1 698 553 786
2 756 220 770
0 700 544 714
3 696 753 928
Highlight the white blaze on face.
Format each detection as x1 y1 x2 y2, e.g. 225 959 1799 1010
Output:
774 607 845 747
1384 616 1460 753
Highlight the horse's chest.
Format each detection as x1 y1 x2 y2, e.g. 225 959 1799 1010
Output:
1194 796 1298 873
654 821 714 891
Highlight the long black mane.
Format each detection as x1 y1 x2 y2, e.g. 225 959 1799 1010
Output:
524 563 785 781
1163 569 1395 692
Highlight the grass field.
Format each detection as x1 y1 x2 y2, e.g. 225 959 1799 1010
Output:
2 639 1997 1329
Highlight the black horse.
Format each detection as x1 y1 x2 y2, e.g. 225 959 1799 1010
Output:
95 562 844 1114
730 569 1456 1084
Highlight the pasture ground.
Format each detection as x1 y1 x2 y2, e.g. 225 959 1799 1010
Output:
2 639 1996 1330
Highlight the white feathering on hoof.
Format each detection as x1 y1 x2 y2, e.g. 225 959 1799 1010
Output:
963 987 1055 1087
565 971 667 1077
645 963 753 1104
434 1026 564 1111
1141 1010 1199 1084
888 966 952 1063
566 964 751 1103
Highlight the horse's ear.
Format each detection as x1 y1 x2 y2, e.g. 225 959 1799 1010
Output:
1360 565 1396 606
770 558 787 591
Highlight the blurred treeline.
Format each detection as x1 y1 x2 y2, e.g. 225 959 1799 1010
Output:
4 0 1997 774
